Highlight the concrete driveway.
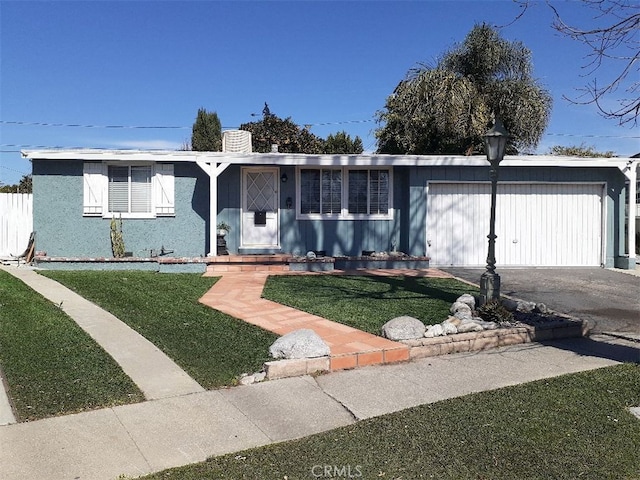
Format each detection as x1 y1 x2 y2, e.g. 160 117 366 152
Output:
441 267 640 336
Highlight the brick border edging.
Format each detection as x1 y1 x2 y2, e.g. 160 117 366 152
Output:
405 319 588 360
263 319 587 381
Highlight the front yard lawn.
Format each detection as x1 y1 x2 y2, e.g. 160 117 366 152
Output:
263 275 477 335
41 271 278 389
0 270 143 421
140 363 640 480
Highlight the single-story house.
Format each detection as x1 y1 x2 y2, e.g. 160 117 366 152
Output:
22 144 638 270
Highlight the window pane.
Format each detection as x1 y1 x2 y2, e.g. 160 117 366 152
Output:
369 170 389 214
131 166 152 213
321 170 341 214
108 166 129 213
300 169 320 214
348 170 368 214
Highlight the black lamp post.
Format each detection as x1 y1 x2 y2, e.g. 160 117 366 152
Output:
480 118 510 305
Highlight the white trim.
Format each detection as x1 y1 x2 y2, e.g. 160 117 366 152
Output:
22 149 638 170
295 166 394 220
601 182 608 267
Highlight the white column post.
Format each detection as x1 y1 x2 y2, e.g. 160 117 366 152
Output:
210 162 217 257
627 163 637 264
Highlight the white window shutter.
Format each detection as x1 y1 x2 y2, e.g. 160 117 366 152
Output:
83 162 105 215
154 163 175 216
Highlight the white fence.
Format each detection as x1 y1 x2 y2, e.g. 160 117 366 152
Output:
0 193 33 258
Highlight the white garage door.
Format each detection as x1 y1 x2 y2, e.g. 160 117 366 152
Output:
426 182 604 267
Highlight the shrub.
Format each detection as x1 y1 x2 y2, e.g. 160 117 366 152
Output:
477 300 514 324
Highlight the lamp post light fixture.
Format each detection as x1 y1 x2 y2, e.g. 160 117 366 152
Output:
480 117 510 305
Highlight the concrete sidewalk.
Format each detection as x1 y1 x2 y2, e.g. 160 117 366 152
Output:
1 334 637 480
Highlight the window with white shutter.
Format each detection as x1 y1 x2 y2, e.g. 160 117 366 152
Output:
83 162 174 218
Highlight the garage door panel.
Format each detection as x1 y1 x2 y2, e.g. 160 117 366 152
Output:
426 182 603 267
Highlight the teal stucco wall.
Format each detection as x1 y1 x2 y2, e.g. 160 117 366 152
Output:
33 160 209 258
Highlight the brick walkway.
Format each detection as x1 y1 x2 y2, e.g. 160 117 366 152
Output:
199 269 454 371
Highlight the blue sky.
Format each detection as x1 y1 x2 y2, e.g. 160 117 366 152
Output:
1 0 638 185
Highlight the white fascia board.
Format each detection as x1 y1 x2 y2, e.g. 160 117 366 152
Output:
21 149 634 169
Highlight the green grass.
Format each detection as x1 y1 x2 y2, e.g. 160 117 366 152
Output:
140 364 640 480
41 271 278 389
0 270 143 421
263 275 477 334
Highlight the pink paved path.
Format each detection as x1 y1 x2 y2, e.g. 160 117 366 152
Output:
199 269 454 371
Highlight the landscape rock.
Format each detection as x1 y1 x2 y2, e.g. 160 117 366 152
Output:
454 310 474 321
501 298 519 312
424 323 445 338
238 374 255 386
269 329 330 359
444 315 461 326
450 301 473 316
534 303 549 314
456 319 485 333
382 316 426 340
456 294 477 310
474 319 498 330
441 321 458 335
516 300 536 313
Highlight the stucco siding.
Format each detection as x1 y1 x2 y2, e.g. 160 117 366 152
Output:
33 160 209 257
32 158 629 266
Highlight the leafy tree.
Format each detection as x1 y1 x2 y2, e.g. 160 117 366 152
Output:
0 174 32 193
548 144 615 158
240 103 325 154
191 108 222 151
324 131 364 154
375 24 552 155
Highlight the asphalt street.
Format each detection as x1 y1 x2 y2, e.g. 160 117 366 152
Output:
441 267 640 335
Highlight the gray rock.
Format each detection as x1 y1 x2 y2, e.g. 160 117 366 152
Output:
501 298 519 312
457 318 484 333
450 301 473 315
424 324 445 338
517 300 536 313
382 316 426 340
475 319 498 330
239 374 255 386
269 329 330 359
441 321 458 335
456 294 477 310
444 315 461 326
253 371 266 382
534 303 549 314
454 310 474 321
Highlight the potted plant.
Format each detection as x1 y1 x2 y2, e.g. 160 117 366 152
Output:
217 222 231 237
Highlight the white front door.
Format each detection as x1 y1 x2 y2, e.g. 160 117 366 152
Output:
241 167 279 248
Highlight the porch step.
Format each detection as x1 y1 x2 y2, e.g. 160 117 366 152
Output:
204 254 292 274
